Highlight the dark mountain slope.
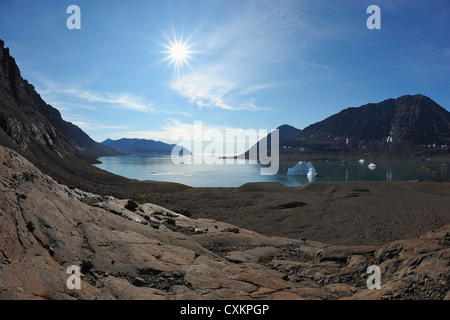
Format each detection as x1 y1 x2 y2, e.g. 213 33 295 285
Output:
275 124 301 139
236 124 300 159
281 95 450 159
0 39 186 195
0 39 117 161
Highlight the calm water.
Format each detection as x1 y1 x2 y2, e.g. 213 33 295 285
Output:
94 155 449 187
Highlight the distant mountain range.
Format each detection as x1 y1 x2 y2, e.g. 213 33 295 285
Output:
102 138 191 156
1 36 449 194
242 95 450 160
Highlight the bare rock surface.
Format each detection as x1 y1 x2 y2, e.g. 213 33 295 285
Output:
0 146 448 300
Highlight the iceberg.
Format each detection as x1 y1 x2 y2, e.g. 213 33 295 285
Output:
287 161 308 175
287 161 317 177
359 159 365 164
307 167 317 178
368 163 376 170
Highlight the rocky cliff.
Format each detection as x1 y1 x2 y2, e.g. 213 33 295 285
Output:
1 145 448 300
0 39 189 197
248 95 450 160
0 39 127 187
0 39 118 161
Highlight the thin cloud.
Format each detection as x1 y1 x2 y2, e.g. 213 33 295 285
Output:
71 121 128 131
63 113 129 132
169 55 282 112
36 80 193 116
171 67 275 111
55 88 156 113
168 0 327 112
122 119 270 142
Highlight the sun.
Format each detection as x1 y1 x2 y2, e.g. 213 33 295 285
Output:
160 32 195 76
169 40 189 65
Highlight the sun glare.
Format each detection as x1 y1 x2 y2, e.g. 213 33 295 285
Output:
161 33 195 76
170 42 188 62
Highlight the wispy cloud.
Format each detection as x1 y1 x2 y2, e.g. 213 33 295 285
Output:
121 119 271 145
39 85 157 113
61 112 129 132
71 121 128 132
170 66 277 111
168 0 329 111
35 80 193 117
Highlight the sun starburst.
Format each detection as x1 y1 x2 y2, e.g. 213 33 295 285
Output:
160 31 195 77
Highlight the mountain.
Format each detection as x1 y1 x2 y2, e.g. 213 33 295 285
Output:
235 124 300 159
0 38 189 197
0 39 118 162
0 39 173 196
0 39 123 185
1 39 449 302
102 138 192 156
276 124 302 139
285 94 450 159
245 95 450 160
1 144 449 300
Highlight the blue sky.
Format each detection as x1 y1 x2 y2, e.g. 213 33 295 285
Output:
1 0 449 147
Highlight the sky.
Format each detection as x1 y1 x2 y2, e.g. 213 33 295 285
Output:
1 0 449 150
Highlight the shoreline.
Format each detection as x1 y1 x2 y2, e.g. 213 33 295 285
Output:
6 138 447 247
93 154 450 189
1 145 449 300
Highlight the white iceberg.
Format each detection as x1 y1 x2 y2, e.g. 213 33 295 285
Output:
307 172 316 182
359 159 365 164
287 161 317 177
307 168 316 178
368 163 376 170
307 168 317 181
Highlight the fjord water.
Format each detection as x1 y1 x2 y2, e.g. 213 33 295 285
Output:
94 155 449 187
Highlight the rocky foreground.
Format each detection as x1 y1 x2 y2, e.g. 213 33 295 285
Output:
0 146 449 300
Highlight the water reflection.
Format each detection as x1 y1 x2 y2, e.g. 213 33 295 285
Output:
94 155 449 188
386 170 392 181
286 174 315 185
